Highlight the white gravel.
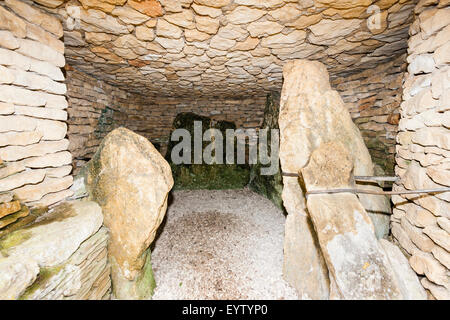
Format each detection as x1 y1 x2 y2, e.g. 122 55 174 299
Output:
151 188 298 300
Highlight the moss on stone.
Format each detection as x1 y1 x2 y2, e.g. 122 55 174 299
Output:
135 250 156 299
249 92 285 211
0 229 32 254
166 112 250 190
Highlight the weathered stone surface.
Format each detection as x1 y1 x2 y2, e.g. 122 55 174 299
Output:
0 257 39 300
81 128 173 299
0 169 46 193
0 201 103 267
20 227 110 300
300 142 402 299
128 0 163 17
280 60 390 238
379 239 427 300
0 200 21 219
5 0 63 37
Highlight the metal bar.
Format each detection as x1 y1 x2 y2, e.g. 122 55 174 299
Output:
305 187 450 197
281 171 398 182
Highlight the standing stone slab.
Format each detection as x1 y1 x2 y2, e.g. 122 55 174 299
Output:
279 60 391 239
300 142 402 299
81 127 173 299
279 61 330 299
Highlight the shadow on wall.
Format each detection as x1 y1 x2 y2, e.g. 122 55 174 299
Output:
165 112 250 190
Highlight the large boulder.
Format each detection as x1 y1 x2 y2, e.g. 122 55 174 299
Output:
166 112 250 190
279 60 392 299
80 127 173 299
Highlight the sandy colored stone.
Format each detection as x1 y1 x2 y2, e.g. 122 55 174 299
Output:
309 19 361 45
156 19 182 39
286 13 322 29
0 139 69 162
232 37 259 51
196 15 219 34
300 142 402 299
78 0 115 12
128 0 163 17
185 29 211 42
112 5 151 25
135 25 155 41
0 102 14 115
31 0 66 8
194 0 231 7
164 10 195 28
85 32 112 45
16 38 65 67
247 21 284 37
410 251 449 287
0 200 102 268
0 6 27 39
0 169 46 193
82 128 173 299
15 176 73 203
423 225 450 251
191 3 222 17
20 151 72 169
0 200 21 219
421 277 450 300
379 239 427 300
0 205 29 229
226 6 266 24
261 30 306 49
0 30 20 50
0 256 39 300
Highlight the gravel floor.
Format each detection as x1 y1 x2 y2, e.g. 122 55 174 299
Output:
151 188 298 300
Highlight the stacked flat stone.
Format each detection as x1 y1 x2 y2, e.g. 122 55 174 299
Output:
0 0 73 208
66 67 265 173
0 190 29 230
392 0 450 300
332 54 406 175
26 0 416 98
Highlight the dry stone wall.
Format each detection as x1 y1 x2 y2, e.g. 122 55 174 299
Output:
0 200 111 300
32 0 416 97
391 0 450 300
66 67 265 173
332 55 406 175
0 0 72 208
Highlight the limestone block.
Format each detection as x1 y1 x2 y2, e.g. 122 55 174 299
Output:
82 128 173 299
380 239 427 300
300 142 402 299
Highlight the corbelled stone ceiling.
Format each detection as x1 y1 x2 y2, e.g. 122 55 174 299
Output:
34 0 416 97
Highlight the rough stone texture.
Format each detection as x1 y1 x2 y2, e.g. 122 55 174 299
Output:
30 0 416 98
392 1 450 300
332 55 406 175
66 67 266 174
165 112 250 190
249 91 284 210
80 127 173 299
299 141 403 299
0 200 107 300
279 59 395 299
0 0 72 207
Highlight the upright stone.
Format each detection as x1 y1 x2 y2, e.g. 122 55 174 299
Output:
80 127 173 299
300 142 402 299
